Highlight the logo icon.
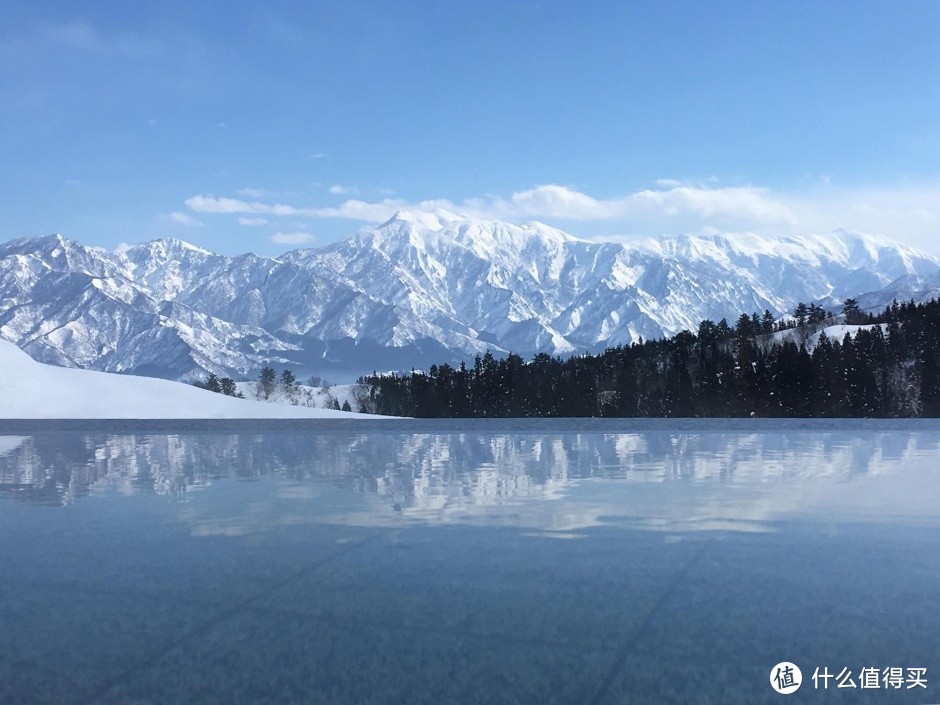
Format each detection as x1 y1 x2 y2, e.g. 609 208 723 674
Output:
771 662 802 694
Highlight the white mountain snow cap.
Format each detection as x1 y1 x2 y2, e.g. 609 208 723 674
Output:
155 238 213 254
379 209 463 231
2 220 939 382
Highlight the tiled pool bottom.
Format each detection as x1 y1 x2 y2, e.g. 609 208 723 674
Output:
0 425 938 704
2 514 936 704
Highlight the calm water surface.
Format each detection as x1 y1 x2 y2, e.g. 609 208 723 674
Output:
0 420 938 705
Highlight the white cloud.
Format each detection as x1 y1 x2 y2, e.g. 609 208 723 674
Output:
185 180 940 253
631 185 796 224
329 184 356 195
185 193 406 221
170 211 203 227
185 194 295 215
782 183 940 251
309 152 326 159
499 184 613 219
306 199 404 222
237 187 275 198
454 183 798 228
271 231 315 245
185 195 247 213
237 217 269 226
655 178 683 188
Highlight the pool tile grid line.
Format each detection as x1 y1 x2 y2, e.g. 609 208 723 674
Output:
71 531 386 705
232 601 601 652
17 559 651 656
583 544 710 705
55 537 711 705
16 539 711 705
30 578 602 655
84 607 611 705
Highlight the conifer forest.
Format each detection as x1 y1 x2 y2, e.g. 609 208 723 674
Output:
359 299 940 418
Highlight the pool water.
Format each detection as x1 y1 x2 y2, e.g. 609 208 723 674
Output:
1 421 937 704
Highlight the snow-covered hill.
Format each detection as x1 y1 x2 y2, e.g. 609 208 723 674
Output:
768 322 890 351
0 340 375 419
2 212 938 380
232 379 369 413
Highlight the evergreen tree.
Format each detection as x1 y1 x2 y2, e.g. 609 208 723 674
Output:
219 377 241 397
280 369 297 389
919 348 940 416
205 373 222 393
794 302 809 327
259 366 276 399
761 310 775 334
843 298 862 324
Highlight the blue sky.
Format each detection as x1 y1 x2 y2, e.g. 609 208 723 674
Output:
3 1 940 255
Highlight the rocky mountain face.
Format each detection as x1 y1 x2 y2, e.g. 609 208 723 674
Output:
2 210 938 380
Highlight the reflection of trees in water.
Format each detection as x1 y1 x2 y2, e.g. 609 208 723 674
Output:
0 430 935 507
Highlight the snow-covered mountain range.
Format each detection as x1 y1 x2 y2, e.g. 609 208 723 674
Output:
2 210 939 380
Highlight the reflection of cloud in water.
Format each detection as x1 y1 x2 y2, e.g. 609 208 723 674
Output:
0 428 937 534
0 436 28 456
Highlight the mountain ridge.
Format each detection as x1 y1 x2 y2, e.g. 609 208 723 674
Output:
2 214 939 380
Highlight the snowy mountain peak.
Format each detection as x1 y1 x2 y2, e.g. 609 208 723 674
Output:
2 219 939 381
1 232 72 256
379 209 462 232
621 229 936 274
121 238 216 262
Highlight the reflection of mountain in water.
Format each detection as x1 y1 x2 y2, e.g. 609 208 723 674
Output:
0 429 935 509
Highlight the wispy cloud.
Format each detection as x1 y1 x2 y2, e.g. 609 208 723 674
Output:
271 231 315 245
185 193 406 220
170 211 203 227
320 199 405 221
237 216 269 226
185 195 289 215
237 187 276 198
328 184 358 196
185 181 940 252
185 184 797 229
16 20 164 60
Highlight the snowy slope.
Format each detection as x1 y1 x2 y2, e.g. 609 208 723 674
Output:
769 323 890 351
2 215 938 380
232 379 370 413
0 340 377 419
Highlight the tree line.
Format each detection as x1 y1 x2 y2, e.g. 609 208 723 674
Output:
358 298 940 418
193 373 243 397
194 366 354 410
